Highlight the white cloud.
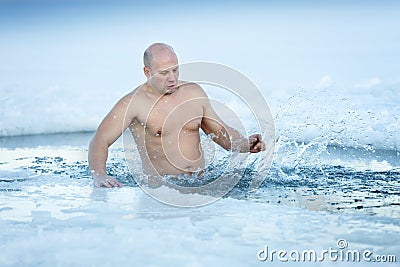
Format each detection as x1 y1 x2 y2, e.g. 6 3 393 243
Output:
315 75 333 89
354 77 381 88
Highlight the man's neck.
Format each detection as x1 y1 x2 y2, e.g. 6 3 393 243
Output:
144 82 178 97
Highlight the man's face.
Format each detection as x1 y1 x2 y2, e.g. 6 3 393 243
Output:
145 50 179 95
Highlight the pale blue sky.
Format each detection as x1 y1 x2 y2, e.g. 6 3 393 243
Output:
1 1 399 93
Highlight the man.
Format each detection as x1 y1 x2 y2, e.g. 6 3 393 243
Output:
89 43 265 188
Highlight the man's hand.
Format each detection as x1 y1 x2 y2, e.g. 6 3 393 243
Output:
93 174 123 188
248 134 266 153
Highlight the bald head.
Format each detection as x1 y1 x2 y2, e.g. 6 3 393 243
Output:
143 43 176 69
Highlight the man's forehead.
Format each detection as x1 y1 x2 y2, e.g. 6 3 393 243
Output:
152 57 179 72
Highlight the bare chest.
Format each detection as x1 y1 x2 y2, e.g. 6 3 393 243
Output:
136 95 203 136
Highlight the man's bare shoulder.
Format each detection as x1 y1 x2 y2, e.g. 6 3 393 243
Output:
177 81 208 97
110 85 148 118
120 84 148 103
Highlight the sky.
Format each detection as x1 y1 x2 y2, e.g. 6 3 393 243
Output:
1 0 400 95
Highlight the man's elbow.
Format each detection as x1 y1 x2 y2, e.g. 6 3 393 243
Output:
88 134 99 150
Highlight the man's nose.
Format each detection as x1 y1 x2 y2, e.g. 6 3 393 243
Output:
167 71 176 81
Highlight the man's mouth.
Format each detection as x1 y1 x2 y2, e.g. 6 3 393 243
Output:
164 85 176 94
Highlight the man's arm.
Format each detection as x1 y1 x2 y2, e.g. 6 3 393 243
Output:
88 92 136 187
198 88 265 153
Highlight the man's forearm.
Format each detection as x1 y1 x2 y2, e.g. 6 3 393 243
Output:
88 138 109 177
212 127 249 153
229 128 250 153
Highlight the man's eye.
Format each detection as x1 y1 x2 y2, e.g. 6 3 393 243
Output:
159 72 168 75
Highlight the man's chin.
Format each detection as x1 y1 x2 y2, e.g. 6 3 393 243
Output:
165 87 176 94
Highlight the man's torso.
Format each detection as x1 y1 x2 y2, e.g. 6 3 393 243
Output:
128 82 206 175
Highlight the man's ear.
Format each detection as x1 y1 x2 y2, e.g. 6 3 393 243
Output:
143 66 151 78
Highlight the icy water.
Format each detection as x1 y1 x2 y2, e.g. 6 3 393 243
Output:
0 132 399 266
